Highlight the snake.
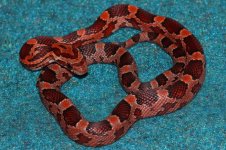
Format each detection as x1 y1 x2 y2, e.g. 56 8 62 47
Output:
19 4 206 147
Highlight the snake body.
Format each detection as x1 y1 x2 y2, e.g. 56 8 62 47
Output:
19 4 205 147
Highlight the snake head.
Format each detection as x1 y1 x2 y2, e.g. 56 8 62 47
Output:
19 37 55 71
20 37 88 76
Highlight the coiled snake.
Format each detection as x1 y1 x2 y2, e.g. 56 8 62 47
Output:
19 4 205 147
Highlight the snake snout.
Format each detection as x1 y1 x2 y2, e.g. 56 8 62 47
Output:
20 42 33 63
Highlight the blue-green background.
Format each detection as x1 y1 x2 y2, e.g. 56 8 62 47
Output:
0 0 225 149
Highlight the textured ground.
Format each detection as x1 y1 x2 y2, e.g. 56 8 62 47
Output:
0 0 225 149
